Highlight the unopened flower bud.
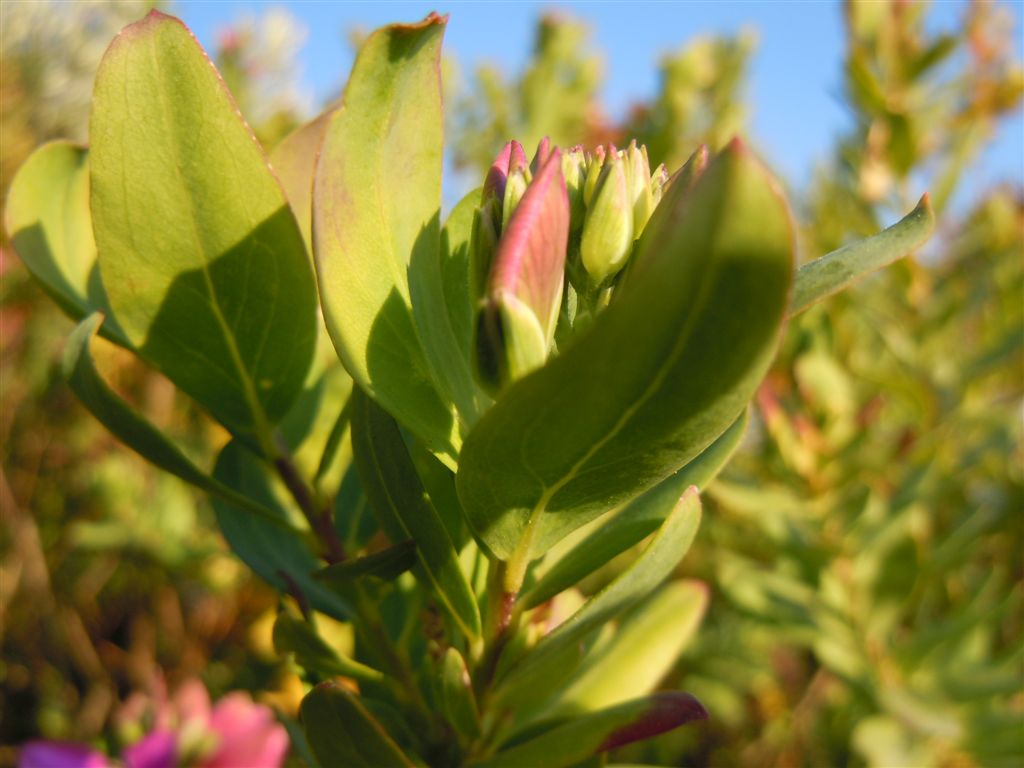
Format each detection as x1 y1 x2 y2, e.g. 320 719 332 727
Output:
502 144 531 225
580 149 634 286
582 145 606 208
624 140 655 237
561 145 587 231
473 149 569 393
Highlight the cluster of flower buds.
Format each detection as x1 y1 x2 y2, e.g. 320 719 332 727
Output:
470 137 668 394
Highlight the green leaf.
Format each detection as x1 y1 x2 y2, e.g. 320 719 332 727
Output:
90 11 317 443
441 647 481 741
212 440 350 621
269 109 334 253
522 411 746 609
351 389 481 640
541 581 708 718
457 141 793 564
273 612 386 685
314 540 417 589
471 693 707 768
790 195 934 315
301 683 416 768
63 313 292 529
314 14 458 464
5 142 127 345
440 189 483 378
494 489 702 709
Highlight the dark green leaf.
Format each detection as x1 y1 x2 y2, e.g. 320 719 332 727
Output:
352 389 481 640
314 14 459 464
301 683 416 768
523 411 746 609
5 142 127 345
791 195 934 315
90 11 317 442
494 489 702 709
315 540 417 589
273 612 385 685
457 141 792 564
63 314 290 529
471 692 707 768
212 440 350 621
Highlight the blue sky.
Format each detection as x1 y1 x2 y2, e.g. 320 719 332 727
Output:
173 1 1022 205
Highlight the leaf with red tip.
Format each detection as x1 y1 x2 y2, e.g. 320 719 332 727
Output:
314 14 460 464
469 692 707 768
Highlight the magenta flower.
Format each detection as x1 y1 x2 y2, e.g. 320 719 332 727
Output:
201 693 289 768
18 742 108 768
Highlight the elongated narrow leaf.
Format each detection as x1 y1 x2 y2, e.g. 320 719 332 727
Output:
301 683 416 768
791 194 934 315
457 141 793 562
314 540 417 589
6 142 127 345
273 613 385 685
441 189 484 378
542 581 708 718
523 411 746 609
269 109 334 253
352 389 481 640
212 440 350 621
471 693 707 768
64 314 291 529
494 489 702 708
314 14 458 463
441 647 481 741
90 11 317 440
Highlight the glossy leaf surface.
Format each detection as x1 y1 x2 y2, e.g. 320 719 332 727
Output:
544 580 708 717
472 693 707 768
90 11 317 439
6 142 127 345
273 613 385 685
351 389 481 640
791 194 934 315
64 314 286 527
523 411 746 609
457 142 793 561
314 14 458 462
495 489 702 707
301 683 416 768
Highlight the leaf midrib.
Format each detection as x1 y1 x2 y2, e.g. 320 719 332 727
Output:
148 35 273 444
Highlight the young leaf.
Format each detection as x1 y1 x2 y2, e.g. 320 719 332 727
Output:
301 683 416 768
64 313 290 529
90 11 317 442
441 189 484 381
5 142 127 345
494 489 702 708
212 440 350 621
269 109 334 253
522 411 746 609
541 581 708 718
314 540 418 589
351 389 482 640
470 692 707 768
273 612 386 686
457 141 793 563
441 647 481 741
314 14 459 464
790 194 934 315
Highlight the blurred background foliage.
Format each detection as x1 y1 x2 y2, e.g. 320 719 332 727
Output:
1 0 1021 766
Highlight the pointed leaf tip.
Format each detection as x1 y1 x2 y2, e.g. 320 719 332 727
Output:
599 692 709 752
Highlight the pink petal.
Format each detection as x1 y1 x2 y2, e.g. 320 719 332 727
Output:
202 694 289 768
488 148 570 340
123 730 176 768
